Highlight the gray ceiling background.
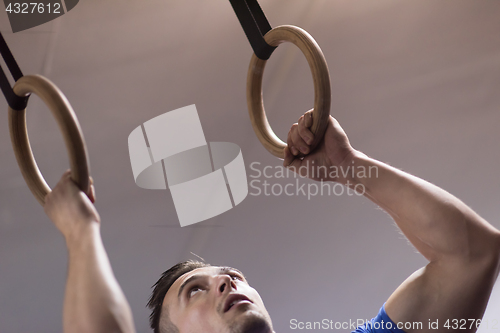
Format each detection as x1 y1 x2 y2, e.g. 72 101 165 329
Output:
1 0 500 332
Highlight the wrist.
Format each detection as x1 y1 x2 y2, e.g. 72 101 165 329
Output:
65 220 100 253
332 149 369 185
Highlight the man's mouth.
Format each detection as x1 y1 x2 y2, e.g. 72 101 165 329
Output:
223 294 252 312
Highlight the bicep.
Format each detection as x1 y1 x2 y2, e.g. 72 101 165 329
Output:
385 258 499 333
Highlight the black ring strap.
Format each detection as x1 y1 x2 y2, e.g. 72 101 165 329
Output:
0 32 30 111
229 0 277 60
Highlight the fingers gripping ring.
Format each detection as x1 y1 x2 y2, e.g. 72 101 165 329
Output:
8 75 90 205
247 25 331 158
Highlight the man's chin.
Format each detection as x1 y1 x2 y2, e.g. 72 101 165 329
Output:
228 310 273 333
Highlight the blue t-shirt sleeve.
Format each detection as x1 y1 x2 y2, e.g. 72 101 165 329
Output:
352 303 406 333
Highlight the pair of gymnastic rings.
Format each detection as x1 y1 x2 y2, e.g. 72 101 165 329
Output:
6 24 331 205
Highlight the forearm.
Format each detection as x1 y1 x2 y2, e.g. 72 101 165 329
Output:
339 150 500 263
64 222 135 333
286 113 500 327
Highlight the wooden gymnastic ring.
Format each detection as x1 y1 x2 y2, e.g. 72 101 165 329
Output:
247 25 331 158
8 75 90 206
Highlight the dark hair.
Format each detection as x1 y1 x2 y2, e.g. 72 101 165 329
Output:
147 260 211 333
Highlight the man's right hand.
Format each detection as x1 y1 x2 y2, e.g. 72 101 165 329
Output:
44 170 99 244
43 171 136 333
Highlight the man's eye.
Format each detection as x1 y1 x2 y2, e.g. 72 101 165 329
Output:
188 286 202 298
230 274 243 281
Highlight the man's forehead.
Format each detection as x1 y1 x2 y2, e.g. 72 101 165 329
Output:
174 266 218 288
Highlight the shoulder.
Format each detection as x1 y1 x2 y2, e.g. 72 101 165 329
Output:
352 304 406 333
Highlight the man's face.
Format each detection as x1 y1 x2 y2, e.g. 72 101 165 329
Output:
161 266 274 333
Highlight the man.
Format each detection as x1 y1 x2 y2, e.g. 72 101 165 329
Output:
44 111 500 333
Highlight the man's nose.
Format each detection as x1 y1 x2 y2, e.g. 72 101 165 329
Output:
215 275 236 295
